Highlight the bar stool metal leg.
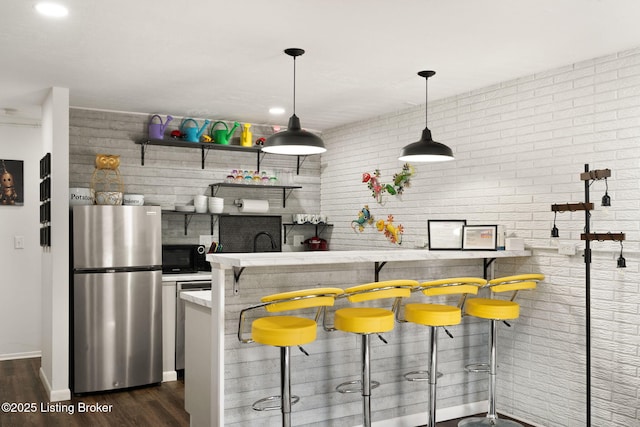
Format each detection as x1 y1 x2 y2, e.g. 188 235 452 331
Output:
362 334 371 427
281 346 292 427
459 320 522 427
428 326 438 427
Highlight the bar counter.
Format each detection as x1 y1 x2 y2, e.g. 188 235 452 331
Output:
184 249 531 426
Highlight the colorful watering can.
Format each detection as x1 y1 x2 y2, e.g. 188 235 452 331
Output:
210 121 240 145
240 123 252 147
148 114 173 140
180 118 210 142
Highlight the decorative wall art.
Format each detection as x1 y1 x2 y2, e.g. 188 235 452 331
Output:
462 225 497 250
1 159 24 206
39 153 51 247
361 163 414 204
351 205 375 232
376 215 404 245
428 220 467 250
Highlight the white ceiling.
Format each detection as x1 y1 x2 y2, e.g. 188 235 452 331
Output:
2 0 640 131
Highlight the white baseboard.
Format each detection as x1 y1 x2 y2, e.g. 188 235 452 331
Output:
163 370 178 382
0 351 41 361
38 367 71 402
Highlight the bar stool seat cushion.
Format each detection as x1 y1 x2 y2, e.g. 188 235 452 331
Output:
405 303 461 327
465 298 519 320
252 316 317 347
334 307 394 334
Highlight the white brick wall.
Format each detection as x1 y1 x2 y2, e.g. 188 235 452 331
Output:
321 48 640 426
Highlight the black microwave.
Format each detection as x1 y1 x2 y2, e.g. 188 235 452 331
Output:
162 244 209 274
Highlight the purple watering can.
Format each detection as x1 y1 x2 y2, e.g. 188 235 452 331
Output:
180 118 211 142
148 114 173 140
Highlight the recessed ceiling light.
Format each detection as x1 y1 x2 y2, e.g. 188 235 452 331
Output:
35 2 69 18
269 107 286 115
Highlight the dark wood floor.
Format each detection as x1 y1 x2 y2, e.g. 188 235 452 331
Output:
0 358 533 427
0 358 189 427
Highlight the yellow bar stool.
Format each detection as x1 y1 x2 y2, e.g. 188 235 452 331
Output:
403 277 486 427
238 287 344 427
458 274 545 427
333 279 418 427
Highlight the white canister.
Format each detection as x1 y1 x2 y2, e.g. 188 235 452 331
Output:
208 197 224 213
194 195 208 213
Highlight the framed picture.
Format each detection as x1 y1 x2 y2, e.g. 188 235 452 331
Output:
462 225 498 250
427 220 466 250
0 159 24 206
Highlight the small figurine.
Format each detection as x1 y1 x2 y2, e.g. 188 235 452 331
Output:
376 215 404 245
170 130 182 139
362 164 414 204
0 161 18 205
351 205 374 232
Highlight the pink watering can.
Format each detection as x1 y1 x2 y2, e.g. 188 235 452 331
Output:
180 118 211 142
148 114 173 140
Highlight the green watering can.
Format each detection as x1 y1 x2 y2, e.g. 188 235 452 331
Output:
180 118 210 142
210 121 240 145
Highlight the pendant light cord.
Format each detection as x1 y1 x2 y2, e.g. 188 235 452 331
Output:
425 77 428 126
292 56 297 115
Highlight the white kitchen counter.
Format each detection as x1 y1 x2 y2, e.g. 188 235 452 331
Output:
183 249 531 426
161 271 212 282
180 290 212 308
205 248 531 268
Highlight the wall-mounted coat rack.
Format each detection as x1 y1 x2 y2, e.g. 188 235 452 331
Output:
550 164 626 427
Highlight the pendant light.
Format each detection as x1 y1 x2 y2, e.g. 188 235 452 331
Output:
399 70 454 162
262 48 326 156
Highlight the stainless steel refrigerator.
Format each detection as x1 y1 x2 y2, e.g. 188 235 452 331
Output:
71 205 162 393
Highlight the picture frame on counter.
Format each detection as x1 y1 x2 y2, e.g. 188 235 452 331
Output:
462 225 498 250
427 219 466 250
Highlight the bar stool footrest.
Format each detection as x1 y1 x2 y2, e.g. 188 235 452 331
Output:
403 370 444 382
465 363 490 373
336 380 380 394
252 395 300 411
458 416 523 427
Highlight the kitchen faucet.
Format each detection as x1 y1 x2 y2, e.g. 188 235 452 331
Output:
253 231 277 252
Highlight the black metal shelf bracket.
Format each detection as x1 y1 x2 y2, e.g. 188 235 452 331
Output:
233 267 245 294
374 261 387 282
296 155 307 175
140 140 149 166
483 258 496 279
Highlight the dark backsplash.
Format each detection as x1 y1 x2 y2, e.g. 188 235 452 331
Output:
218 215 282 253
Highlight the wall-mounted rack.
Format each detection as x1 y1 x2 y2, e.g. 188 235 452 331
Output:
135 138 307 173
550 164 625 427
136 138 263 170
209 183 302 208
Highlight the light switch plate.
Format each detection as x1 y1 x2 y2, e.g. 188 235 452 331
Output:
14 235 24 249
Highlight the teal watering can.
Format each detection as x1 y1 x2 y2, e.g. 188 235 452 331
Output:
180 118 211 142
210 121 240 145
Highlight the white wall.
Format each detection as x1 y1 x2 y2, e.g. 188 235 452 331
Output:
39 87 70 402
0 123 42 359
321 48 640 426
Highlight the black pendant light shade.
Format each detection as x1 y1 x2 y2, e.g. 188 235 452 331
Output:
262 48 326 156
399 70 454 162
